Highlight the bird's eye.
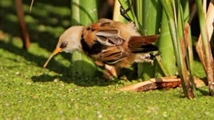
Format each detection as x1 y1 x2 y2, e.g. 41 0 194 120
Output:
60 41 68 48
86 27 90 30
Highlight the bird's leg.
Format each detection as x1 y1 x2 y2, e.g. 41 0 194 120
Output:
120 1 133 21
103 64 118 80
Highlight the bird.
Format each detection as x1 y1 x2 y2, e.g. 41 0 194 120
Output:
43 18 159 79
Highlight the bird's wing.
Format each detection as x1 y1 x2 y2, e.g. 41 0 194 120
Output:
83 21 126 47
95 21 126 46
92 46 129 65
96 29 125 46
94 21 129 64
82 21 128 64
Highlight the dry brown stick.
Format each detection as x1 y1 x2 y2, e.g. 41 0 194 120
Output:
120 76 206 92
15 0 31 49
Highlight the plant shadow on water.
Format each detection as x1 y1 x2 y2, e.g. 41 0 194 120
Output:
0 35 119 87
31 62 122 87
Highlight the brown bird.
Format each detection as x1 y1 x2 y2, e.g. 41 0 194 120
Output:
43 18 159 79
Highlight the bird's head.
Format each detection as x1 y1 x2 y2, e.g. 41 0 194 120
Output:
43 26 84 68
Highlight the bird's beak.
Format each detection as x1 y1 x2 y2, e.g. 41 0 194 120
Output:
43 48 62 68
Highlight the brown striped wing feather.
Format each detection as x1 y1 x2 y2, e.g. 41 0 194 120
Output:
92 46 129 65
128 35 159 53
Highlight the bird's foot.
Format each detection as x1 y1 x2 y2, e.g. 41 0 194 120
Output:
103 64 118 80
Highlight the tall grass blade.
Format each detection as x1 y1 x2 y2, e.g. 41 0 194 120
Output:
70 0 98 79
137 0 163 80
195 0 214 96
161 0 194 99
157 11 176 76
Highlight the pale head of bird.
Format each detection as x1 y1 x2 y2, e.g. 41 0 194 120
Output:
43 26 84 68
